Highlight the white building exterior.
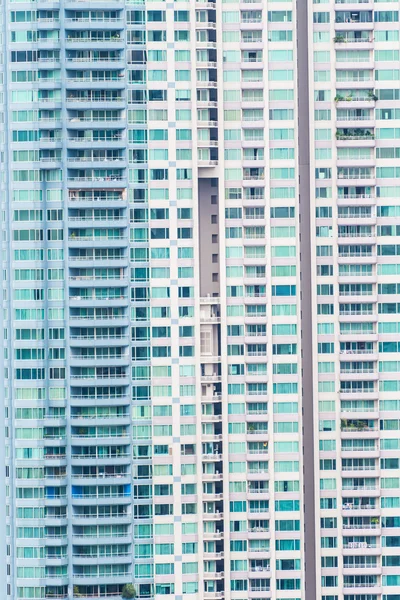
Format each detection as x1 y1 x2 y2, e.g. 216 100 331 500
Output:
0 0 399 598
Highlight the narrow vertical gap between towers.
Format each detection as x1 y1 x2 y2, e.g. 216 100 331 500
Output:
296 0 317 596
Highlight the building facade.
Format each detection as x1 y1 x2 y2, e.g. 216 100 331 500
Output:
0 0 399 598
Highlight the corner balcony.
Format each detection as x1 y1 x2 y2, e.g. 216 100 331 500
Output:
341 463 379 480
67 155 126 167
336 123 375 139
70 473 131 487
203 592 224 600
65 16 124 29
65 32 124 46
247 487 269 499
339 384 378 398
64 0 123 6
69 372 130 386
44 454 67 466
70 452 131 467
72 552 132 567
37 17 60 28
339 372 378 387
68 140 127 154
338 269 377 284
338 252 378 268
71 490 132 505
37 56 61 70
203 530 224 542
342 516 380 531
335 0 373 6
334 12 374 30
39 137 63 148
341 501 380 517
68 215 127 229
337 227 376 243
341 446 379 460
67 116 125 130
69 353 130 367
69 335 129 349
246 427 268 441
68 312 129 328
202 452 222 463
343 541 381 554
336 99 376 110
66 73 126 90
340 401 378 419
69 226 125 239
340 420 378 438
342 581 381 595
203 550 224 563
68 190 127 206
248 528 270 539
66 94 124 109
334 37 374 50
44 592 68 600
71 510 131 526
66 60 125 74
68 232 129 246
44 472 68 487
68 239 127 253
67 176 127 189
71 577 132 591
68 251 127 264
343 565 381 581
339 360 376 371
70 415 130 429
337 214 376 226
336 57 374 72
195 19 216 31
336 158 375 172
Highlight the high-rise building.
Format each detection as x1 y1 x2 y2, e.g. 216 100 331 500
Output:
0 0 399 597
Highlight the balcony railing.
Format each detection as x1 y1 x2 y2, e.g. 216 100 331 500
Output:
342 465 376 471
342 523 379 529
67 177 125 183
342 504 376 510
343 542 377 549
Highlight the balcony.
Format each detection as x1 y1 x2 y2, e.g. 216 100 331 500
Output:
335 12 373 26
71 453 130 461
342 502 377 510
341 402 377 417
66 34 124 44
66 74 125 87
342 522 379 530
69 234 125 242
202 453 222 462
343 541 378 549
338 251 373 260
70 333 127 341
68 191 126 204
68 216 126 225
335 95 377 107
201 374 222 383
340 420 377 433
338 231 374 239
195 21 216 30
65 17 124 24
200 296 220 305
67 176 126 187
342 485 378 492
343 582 379 591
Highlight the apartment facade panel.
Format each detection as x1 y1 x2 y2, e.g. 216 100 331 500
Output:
0 0 399 599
